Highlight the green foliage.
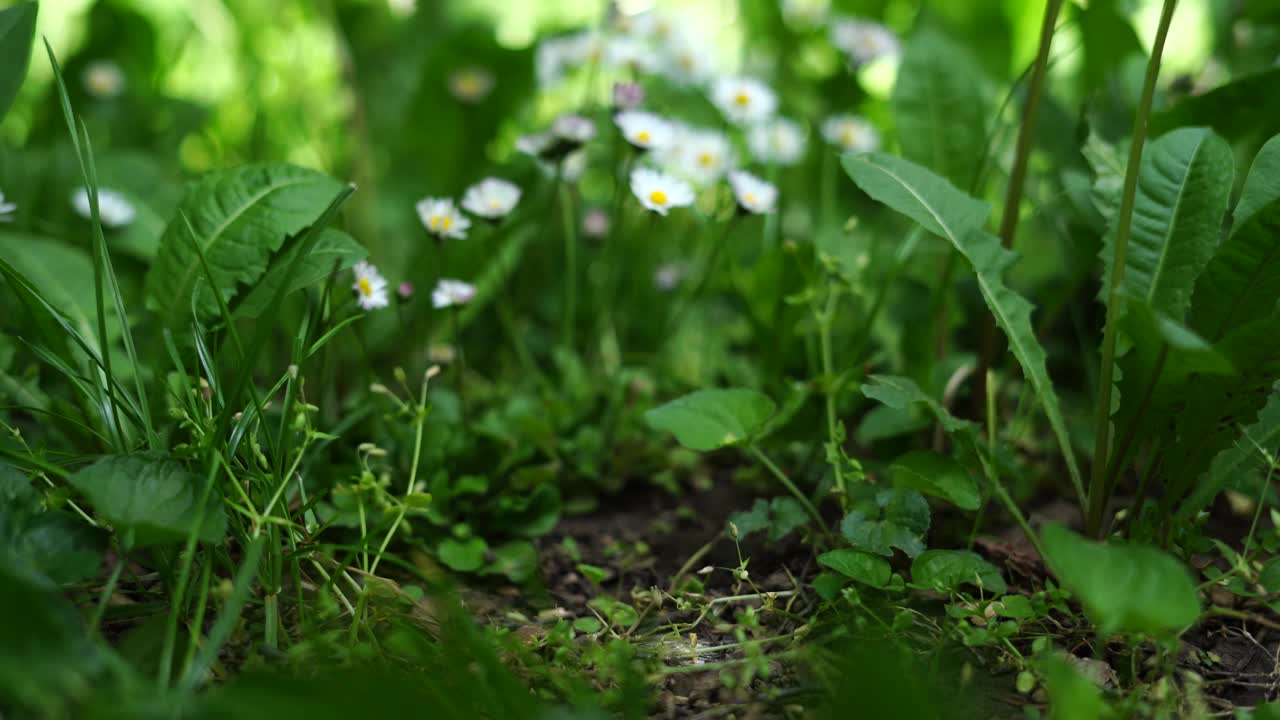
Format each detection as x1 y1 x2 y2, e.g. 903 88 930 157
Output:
1040 524 1199 636
890 27 989 187
817 549 892 589
885 450 980 511
0 2 36 124
232 229 366 319
839 488 930 558
1041 654 1114 720
67 454 225 547
0 464 103 585
729 496 808 542
909 550 1006 595
146 163 347 327
644 388 775 451
844 152 1084 505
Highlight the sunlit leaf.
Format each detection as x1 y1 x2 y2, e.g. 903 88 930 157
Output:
645 388 775 451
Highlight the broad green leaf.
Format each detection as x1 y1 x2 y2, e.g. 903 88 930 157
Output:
1081 132 1126 223
232 229 366 319
886 449 980 511
482 540 538 583
0 2 37 125
860 375 974 436
910 549 1006 595
146 163 346 327
812 571 849 600
891 27 989 188
1040 524 1199 636
438 537 488 572
1101 128 1232 321
844 153 1084 506
817 549 892 589
840 488 930 558
1191 133 1280 338
1149 67 1280 141
0 233 116 352
1179 382 1280 520
645 388 775 451
0 557 103 715
730 497 808 542
1041 655 1114 720
67 454 225 547
0 464 103 585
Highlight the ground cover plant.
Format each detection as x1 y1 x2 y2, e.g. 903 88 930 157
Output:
4 0 1280 717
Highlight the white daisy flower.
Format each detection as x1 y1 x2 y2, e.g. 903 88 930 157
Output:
830 18 901 65
515 132 552 158
352 261 390 310
630 167 695 216
462 178 521 219
606 36 659 74
0 191 15 222
663 35 714 87
748 118 807 166
728 170 778 214
615 110 674 151
711 76 777 125
675 127 734 185
536 36 576 86
553 114 596 144
71 187 135 228
416 197 470 239
821 114 880 153
431 278 476 309
449 66 495 104
82 60 125 99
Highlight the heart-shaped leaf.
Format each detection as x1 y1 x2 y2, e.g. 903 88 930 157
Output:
1040 524 1200 636
910 549 1006 595
840 488 930 558
438 537 488 572
67 455 225 547
729 497 808 542
818 549 892 589
886 450 980 511
645 388 775 451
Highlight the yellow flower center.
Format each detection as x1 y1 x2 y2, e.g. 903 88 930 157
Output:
431 214 452 231
698 152 715 167
358 277 373 297
734 92 750 107
488 199 500 209
840 125 859 148
649 189 668 206
636 130 651 144
679 55 693 70
745 192 757 205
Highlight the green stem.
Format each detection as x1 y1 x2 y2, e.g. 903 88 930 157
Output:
90 552 126 633
451 306 469 430
370 372 431 575
560 181 578 350
817 282 847 506
975 0 1065 416
1088 0 1180 538
748 444 826 533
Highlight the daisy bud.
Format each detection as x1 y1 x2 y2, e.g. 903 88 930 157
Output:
397 281 414 299
582 208 610 238
611 81 645 110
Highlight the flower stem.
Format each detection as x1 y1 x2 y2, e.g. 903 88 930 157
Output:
748 444 826 533
560 181 578 351
1088 0 1180 538
817 280 847 506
